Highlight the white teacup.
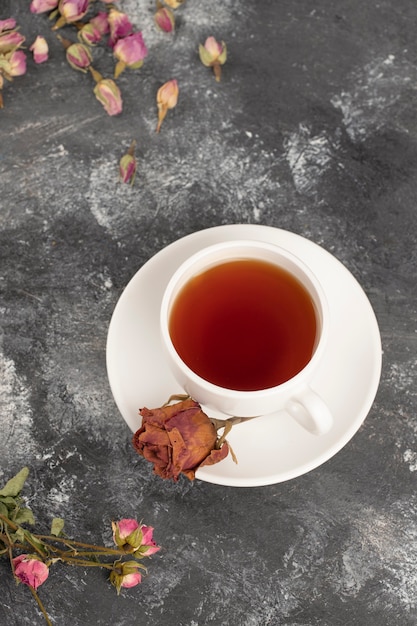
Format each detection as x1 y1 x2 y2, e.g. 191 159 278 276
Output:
160 240 333 435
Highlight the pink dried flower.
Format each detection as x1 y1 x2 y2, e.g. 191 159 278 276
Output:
156 78 179 132
65 42 92 72
138 525 160 556
199 36 227 82
109 561 143 594
93 75 123 116
30 36 49 63
113 32 147 78
0 49 27 78
89 12 109 36
77 22 102 46
0 30 25 54
12 555 49 590
0 18 17 32
111 519 160 556
30 0 59 14
119 140 137 185
154 6 175 33
112 518 141 549
108 8 133 47
58 0 89 23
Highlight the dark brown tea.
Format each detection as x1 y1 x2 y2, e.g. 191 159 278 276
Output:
168 259 317 391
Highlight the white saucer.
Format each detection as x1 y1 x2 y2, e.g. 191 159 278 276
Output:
106 225 382 487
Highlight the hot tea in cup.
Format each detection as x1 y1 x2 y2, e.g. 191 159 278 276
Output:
160 240 333 435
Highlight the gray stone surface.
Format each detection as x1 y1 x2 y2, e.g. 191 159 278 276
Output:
1 0 416 624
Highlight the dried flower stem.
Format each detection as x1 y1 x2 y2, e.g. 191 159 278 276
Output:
29 587 53 626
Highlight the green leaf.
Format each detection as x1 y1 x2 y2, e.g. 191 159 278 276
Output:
14 507 35 526
0 501 9 517
11 528 26 544
50 517 65 537
0 468 29 497
0 496 19 510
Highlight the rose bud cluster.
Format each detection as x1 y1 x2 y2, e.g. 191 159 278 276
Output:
0 18 27 108
133 397 230 481
31 2 148 116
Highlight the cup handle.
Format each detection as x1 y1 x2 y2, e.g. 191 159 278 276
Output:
285 388 333 435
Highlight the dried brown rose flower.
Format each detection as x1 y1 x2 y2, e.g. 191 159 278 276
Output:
132 397 230 481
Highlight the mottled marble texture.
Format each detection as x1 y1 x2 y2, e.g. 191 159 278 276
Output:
1 0 416 624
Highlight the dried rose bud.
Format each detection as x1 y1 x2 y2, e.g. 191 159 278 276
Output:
155 78 178 133
154 6 175 33
12 555 49 590
108 8 133 47
0 30 25 54
65 42 92 72
30 0 59 13
112 518 160 557
163 0 185 7
113 32 147 79
119 140 137 184
30 36 49 63
199 36 227 82
57 0 89 23
133 398 229 481
89 11 109 36
112 518 143 551
0 18 17 32
0 49 27 79
77 22 102 46
109 561 143 594
138 525 160 556
91 71 123 116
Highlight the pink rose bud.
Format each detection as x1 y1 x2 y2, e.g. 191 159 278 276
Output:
113 32 147 78
77 22 102 46
108 8 133 47
0 19 17 32
12 555 49 590
138 525 160 556
7 50 27 76
119 140 137 185
154 7 175 33
199 36 227 82
30 0 59 14
109 560 143 595
65 42 92 72
30 36 49 63
89 12 109 36
58 0 89 23
112 518 142 550
93 76 123 116
156 78 179 132
0 30 25 54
